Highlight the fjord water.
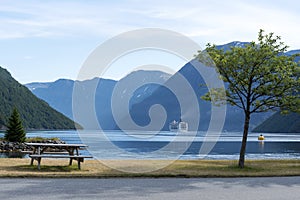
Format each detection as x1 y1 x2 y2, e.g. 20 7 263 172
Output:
1 130 300 159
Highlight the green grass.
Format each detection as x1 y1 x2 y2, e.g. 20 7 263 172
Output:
0 159 299 178
17 164 79 172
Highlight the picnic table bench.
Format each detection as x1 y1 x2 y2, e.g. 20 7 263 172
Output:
25 143 93 170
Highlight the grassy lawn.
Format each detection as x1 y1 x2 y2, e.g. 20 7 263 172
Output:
0 158 299 178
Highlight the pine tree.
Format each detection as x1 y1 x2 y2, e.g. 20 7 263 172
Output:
5 108 26 142
0 114 4 128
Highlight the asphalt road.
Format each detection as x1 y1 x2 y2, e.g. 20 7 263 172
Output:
0 177 299 200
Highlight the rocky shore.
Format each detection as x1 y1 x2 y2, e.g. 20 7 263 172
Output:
0 139 65 152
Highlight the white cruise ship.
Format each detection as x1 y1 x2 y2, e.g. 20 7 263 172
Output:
178 121 188 132
169 119 188 132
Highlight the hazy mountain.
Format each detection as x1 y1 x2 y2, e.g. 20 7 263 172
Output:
25 41 299 131
254 112 300 133
27 78 116 121
121 60 272 131
0 67 77 130
286 49 300 63
26 79 75 119
286 49 300 56
216 41 249 51
26 71 171 130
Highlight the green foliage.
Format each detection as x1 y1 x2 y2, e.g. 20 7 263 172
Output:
199 29 300 114
197 29 300 168
0 67 78 130
0 115 5 128
5 108 26 142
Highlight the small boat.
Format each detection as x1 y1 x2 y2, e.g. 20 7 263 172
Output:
169 120 179 132
258 134 265 141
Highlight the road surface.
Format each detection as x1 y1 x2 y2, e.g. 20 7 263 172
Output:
0 177 299 200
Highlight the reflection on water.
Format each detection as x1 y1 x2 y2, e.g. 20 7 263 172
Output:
258 141 264 153
0 131 300 159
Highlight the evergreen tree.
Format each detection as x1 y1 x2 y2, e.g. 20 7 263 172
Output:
5 108 26 142
0 114 4 127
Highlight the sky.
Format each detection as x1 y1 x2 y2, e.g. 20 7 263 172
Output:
0 0 299 84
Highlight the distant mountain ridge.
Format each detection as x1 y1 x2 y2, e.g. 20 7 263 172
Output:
27 62 271 131
26 71 172 130
26 78 77 120
254 112 300 133
0 67 78 130
216 41 249 50
124 59 272 131
25 41 299 131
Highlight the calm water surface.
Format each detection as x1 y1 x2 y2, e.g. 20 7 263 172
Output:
1 130 300 159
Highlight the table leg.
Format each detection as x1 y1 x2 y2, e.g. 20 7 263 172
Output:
68 147 75 165
78 161 81 170
30 147 36 165
37 157 41 170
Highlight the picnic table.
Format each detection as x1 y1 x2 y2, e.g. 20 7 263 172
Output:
25 143 93 170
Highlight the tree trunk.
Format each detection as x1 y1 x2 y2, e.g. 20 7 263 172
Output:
238 112 250 168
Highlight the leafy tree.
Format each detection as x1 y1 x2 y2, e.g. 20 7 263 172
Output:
198 30 300 168
5 108 26 142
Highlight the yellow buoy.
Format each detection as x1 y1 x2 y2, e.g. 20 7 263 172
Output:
258 134 264 140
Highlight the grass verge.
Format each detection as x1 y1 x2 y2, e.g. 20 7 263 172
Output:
0 158 299 178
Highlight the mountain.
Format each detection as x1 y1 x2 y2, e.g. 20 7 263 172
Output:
120 60 272 131
26 71 171 130
121 70 171 108
217 41 249 51
253 112 300 133
120 60 209 131
286 49 300 55
115 42 299 131
27 78 117 127
25 41 299 131
286 49 300 63
0 67 78 130
26 79 76 120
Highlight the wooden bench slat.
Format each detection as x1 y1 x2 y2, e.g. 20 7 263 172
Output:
29 154 93 170
25 143 88 147
23 151 69 154
21 151 33 154
29 155 92 158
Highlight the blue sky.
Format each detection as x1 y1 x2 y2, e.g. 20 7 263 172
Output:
0 0 299 84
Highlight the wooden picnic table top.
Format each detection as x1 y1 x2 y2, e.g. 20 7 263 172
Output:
25 143 88 147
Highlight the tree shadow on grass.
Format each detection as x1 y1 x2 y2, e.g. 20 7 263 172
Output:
0 164 80 173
